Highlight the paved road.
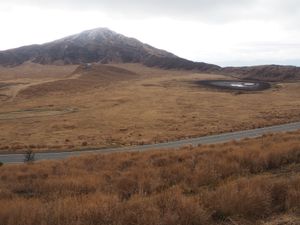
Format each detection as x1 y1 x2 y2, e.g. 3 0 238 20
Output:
1 121 300 164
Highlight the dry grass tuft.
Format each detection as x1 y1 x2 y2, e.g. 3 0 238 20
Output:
0 131 300 225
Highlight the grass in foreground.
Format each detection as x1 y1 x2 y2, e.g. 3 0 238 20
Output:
0 131 300 225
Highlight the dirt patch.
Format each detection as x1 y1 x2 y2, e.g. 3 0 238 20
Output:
0 107 77 120
196 80 271 91
0 83 11 89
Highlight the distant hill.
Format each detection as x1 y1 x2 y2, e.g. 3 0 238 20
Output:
0 28 219 72
222 65 300 82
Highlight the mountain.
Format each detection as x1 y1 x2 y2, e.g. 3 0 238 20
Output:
1 27 300 80
0 28 219 71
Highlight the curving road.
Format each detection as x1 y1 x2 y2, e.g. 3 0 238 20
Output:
1 121 300 164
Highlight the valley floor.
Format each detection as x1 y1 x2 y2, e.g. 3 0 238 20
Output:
0 63 300 152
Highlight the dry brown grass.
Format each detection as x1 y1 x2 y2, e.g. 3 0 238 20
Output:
0 131 299 225
0 62 77 102
0 63 300 152
0 62 77 80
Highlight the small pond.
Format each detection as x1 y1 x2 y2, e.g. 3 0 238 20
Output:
196 80 271 91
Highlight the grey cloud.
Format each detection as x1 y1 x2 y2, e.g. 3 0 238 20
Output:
9 0 300 26
10 0 261 21
3 0 300 66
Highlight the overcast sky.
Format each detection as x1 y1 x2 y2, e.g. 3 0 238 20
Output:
0 0 299 66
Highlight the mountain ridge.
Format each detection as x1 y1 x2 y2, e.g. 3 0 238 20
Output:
1 27 300 80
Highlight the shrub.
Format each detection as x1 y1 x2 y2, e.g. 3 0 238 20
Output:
24 150 35 163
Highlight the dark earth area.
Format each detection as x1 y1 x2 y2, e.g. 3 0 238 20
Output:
0 83 14 89
196 80 271 91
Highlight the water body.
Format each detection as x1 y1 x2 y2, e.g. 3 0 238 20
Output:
196 80 271 91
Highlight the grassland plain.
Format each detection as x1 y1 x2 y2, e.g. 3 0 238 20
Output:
0 63 300 152
0 130 299 225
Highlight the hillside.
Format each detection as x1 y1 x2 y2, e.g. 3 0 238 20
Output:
144 55 220 71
